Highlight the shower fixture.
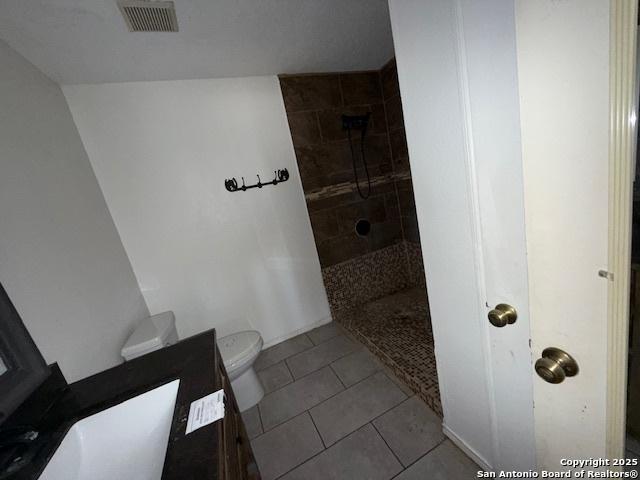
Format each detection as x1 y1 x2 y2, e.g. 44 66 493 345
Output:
342 113 372 200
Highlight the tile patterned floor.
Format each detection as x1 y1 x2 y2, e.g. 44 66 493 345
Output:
333 287 442 415
244 323 478 480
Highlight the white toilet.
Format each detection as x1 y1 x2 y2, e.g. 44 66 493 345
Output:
217 331 264 412
121 312 264 412
121 311 179 361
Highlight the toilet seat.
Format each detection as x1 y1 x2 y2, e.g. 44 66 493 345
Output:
218 330 262 372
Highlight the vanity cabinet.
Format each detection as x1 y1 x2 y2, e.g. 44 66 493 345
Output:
0 329 261 480
218 355 260 480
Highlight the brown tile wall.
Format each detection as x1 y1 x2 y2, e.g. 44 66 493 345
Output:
279 71 403 268
279 60 426 311
380 59 421 245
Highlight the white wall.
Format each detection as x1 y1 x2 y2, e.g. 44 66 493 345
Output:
516 0 610 468
63 77 331 346
0 40 150 382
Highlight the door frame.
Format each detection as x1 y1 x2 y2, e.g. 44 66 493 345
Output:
607 0 638 461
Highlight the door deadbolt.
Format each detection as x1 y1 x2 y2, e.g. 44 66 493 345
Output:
535 347 579 384
487 304 517 328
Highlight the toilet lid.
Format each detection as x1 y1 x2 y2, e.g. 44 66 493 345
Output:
217 331 262 368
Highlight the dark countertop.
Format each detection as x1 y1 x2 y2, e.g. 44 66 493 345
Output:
2 329 223 480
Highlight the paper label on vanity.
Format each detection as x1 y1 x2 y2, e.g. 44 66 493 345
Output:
185 389 225 434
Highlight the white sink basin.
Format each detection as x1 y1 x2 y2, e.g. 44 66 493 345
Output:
39 379 180 480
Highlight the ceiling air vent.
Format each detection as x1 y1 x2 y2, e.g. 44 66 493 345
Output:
117 0 179 32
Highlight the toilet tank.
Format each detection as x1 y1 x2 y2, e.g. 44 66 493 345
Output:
121 311 178 361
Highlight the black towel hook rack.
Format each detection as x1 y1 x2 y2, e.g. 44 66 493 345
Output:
225 168 289 193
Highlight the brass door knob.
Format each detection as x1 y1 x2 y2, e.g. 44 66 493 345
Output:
535 347 579 384
487 304 517 328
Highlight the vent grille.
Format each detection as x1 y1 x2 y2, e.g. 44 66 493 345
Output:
118 1 178 32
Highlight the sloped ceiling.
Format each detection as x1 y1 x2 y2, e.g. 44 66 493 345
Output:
0 0 394 85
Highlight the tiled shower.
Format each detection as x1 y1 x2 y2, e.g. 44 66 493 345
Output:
279 60 441 414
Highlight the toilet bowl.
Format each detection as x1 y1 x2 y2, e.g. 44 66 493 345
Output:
217 331 264 412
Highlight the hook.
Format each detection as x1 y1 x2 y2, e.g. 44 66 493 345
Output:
224 177 238 192
224 168 289 192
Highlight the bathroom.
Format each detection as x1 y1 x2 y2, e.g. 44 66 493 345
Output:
0 1 450 478
0 0 629 479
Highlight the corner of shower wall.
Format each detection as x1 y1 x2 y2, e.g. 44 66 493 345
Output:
278 59 426 314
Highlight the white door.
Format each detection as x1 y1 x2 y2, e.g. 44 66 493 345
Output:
516 0 622 470
389 0 625 472
389 0 535 471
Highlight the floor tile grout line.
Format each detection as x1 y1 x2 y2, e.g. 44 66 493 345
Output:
259 348 437 437
282 358 295 382
389 437 447 478
370 421 406 470
328 363 347 389
257 325 346 373
252 410 327 480
267 412 332 480
320 380 410 449
308 329 343 347
254 333 315 373
258 331 349 377
286 345 362 383
259 364 345 410
249 410 316 446
256 404 265 437
307 408 328 450
286 337 360 380
271 420 388 480
255 392 446 479
259 367 383 435
260 360 425 437
258 361 294 394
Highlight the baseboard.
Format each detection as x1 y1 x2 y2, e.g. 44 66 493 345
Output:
261 315 333 349
442 423 493 472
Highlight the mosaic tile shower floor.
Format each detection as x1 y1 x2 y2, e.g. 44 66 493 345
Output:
333 287 442 416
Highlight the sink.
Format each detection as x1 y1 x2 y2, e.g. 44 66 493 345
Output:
39 379 180 480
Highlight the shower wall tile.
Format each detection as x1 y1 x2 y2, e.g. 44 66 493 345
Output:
384 95 405 131
316 234 369 266
403 216 421 244
287 111 321 146
335 196 387 233
381 59 400 100
279 59 423 283
309 209 340 243
389 128 409 170
293 136 392 183
379 59 424 265
339 72 383 105
309 188 403 268
396 179 421 245
307 191 360 212
280 75 342 112
368 222 404 251
295 143 351 178
396 179 415 211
